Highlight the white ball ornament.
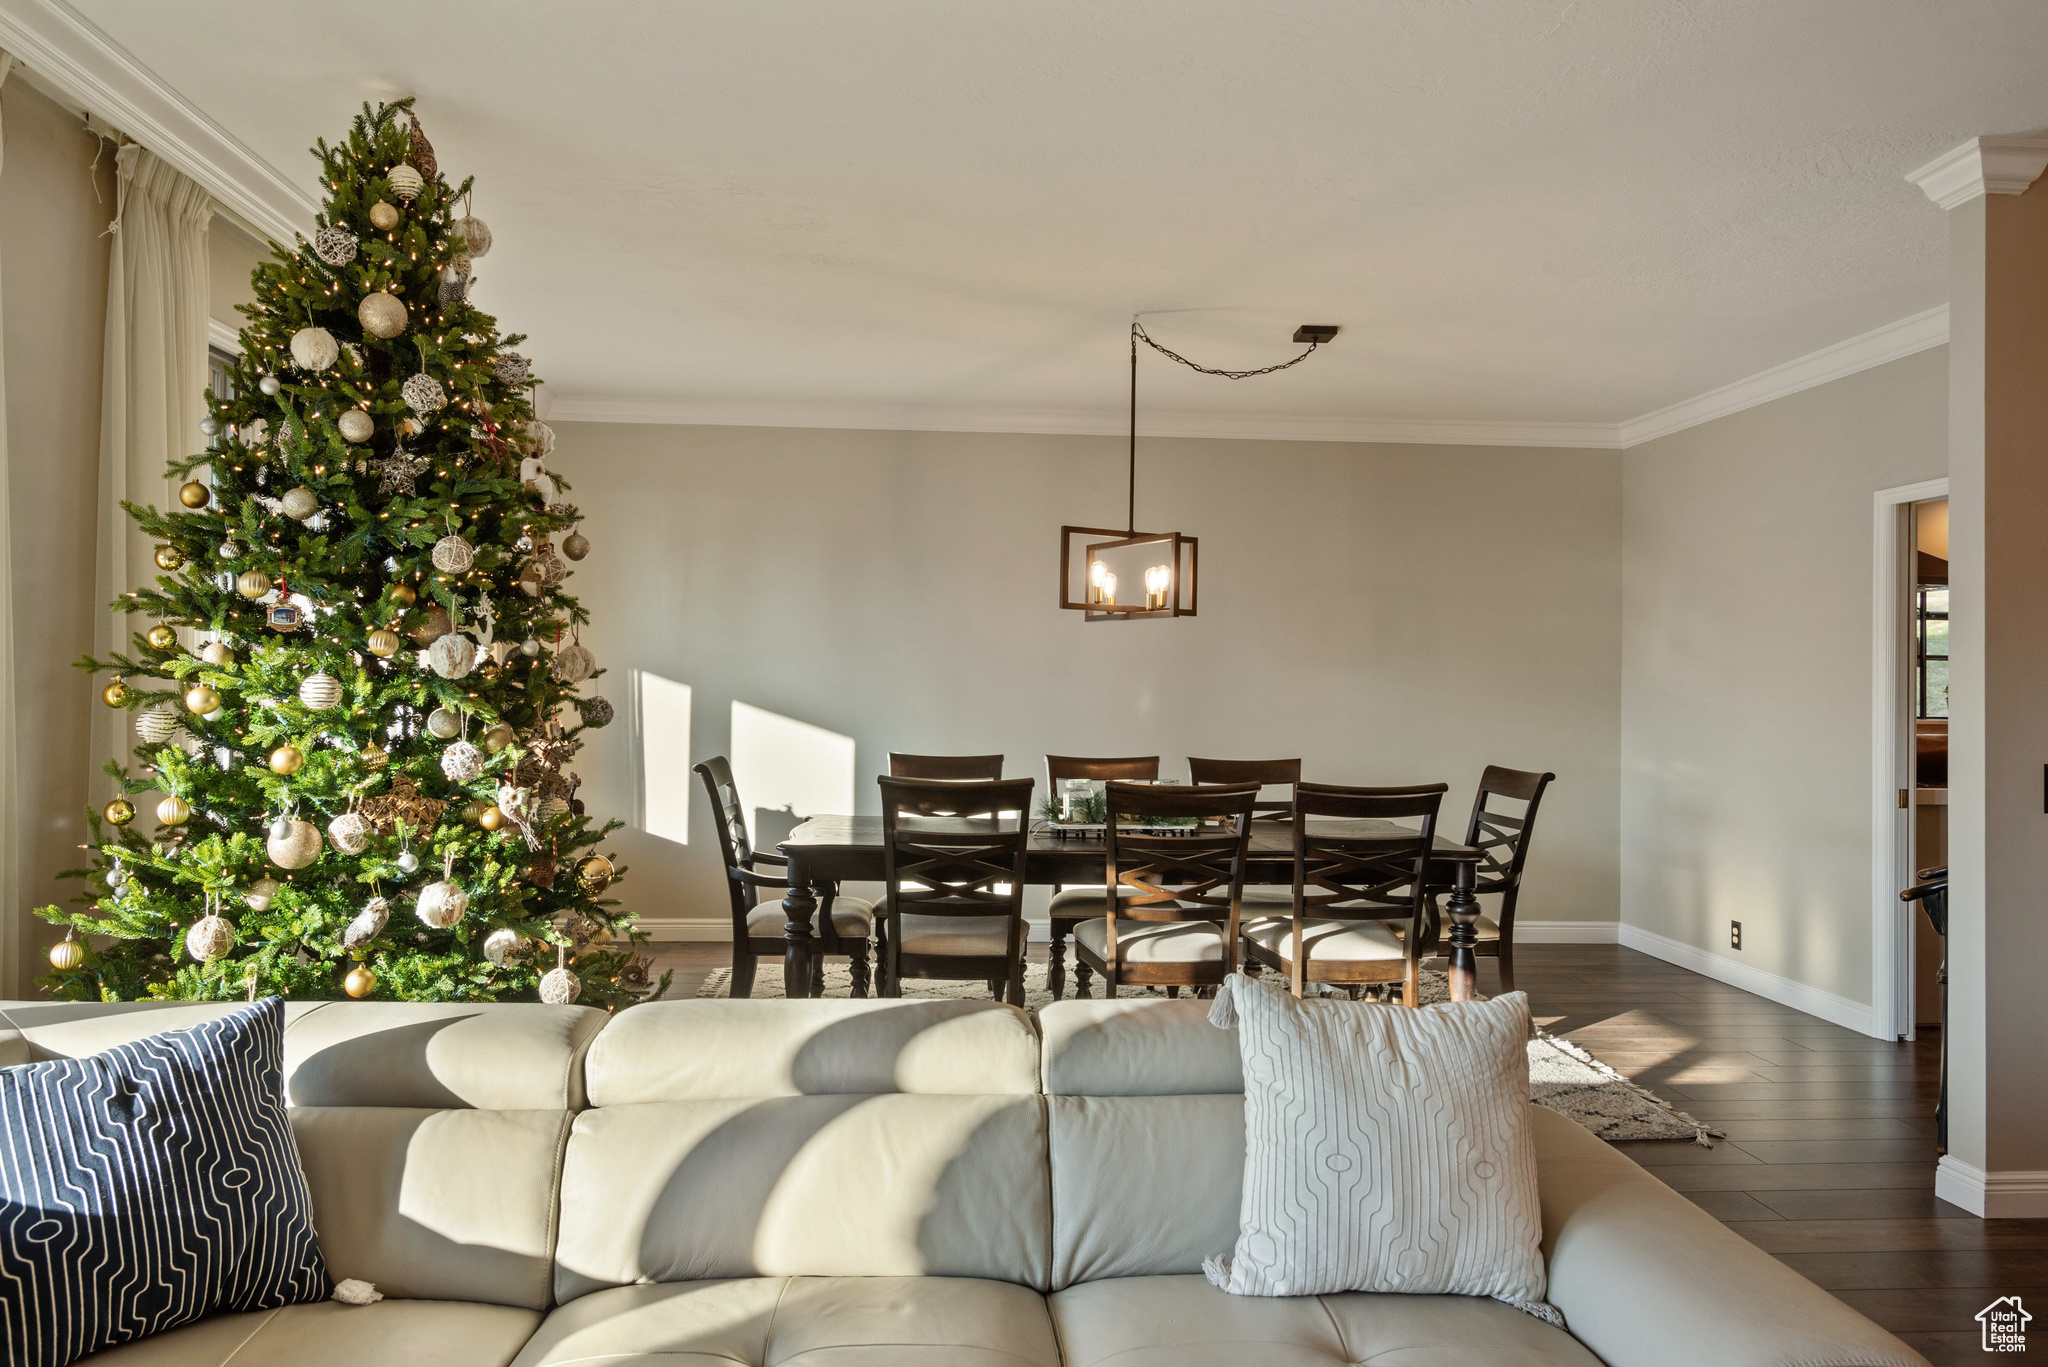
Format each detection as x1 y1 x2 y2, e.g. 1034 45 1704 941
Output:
402 372 447 416
358 291 407 340
280 486 320 520
299 672 344 709
456 215 492 257
337 408 375 443
244 877 280 912
312 225 359 266
327 812 372 855
428 632 478 680
258 374 282 397
267 818 323 869
440 740 486 782
395 849 420 874
431 534 474 573
483 928 522 967
135 704 181 744
185 914 236 962
416 879 469 929
289 326 340 372
387 162 424 204
199 415 222 437
552 643 595 684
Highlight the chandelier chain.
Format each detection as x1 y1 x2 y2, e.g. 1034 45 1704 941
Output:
1132 321 1321 379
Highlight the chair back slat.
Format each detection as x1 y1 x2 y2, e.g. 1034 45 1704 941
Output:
1463 766 1556 891
1291 782 1446 931
879 777 1035 921
1189 756 1300 819
890 753 1006 780
1046 754 1159 784
1102 781 1259 924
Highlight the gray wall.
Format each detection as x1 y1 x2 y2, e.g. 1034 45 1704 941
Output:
555 422 1623 934
1620 347 1947 1011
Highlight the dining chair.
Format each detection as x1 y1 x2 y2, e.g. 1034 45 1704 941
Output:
1189 757 1302 913
878 775 1036 1004
1069 780 1259 1000
1044 754 1160 998
693 756 876 997
888 753 1006 779
1239 781 1447 1002
1421 765 1556 993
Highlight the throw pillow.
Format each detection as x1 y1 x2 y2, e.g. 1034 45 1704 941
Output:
1205 973 1559 1324
0 997 329 1367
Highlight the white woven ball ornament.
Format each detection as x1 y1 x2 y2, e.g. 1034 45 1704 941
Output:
267 818 323 869
358 290 407 340
456 215 492 257
337 408 375 443
483 927 522 967
539 948 582 1005
552 643 595 684
327 812 372 854
431 534 474 573
441 740 486 782
299 671 343 709
341 896 389 951
312 225 358 266
426 707 462 739
387 162 424 204
402 371 446 416
289 326 339 372
185 914 236 962
281 486 320 520
428 631 478 680
416 880 469 929
579 696 614 728
491 352 530 386
135 704 180 744
526 420 555 457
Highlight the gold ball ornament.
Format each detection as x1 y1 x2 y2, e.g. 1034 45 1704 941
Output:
269 744 305 775
146 625 178 651
368 200 400 231
177 480 211 509
155 544 185 571
344 965 376 998
578 855 615 895
482 722 515 753
337 408 375 443
357 291 407 340
478 804 507 831
101 679 131 708
280 486 320 520
237 570 273 599
156 795 191 827
184 684 220 715
103 798 135 826
389 583 417 608
562 531 590 561
409 605 451 645
48 932 85 972
362 740 390 770
185 914 236 962
366 627 401 658
134 704 180 744
427 706 462 739
265 818 322 869
298 672 344 709
200 640 232 666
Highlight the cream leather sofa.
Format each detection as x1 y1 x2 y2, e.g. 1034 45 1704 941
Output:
0 996 1926 1367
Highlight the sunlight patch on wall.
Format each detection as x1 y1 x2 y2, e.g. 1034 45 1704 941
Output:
731 701 856 847
634 670 694 845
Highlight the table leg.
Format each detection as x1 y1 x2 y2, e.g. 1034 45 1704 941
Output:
1445 860 1480 1003
782 863 818 999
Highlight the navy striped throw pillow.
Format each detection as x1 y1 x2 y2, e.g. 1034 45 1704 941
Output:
0 997 328 1367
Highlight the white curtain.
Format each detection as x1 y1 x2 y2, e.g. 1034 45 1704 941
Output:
0 51 19 993
89 144 214 806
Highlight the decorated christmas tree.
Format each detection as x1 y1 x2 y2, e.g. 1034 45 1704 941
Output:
37 100 666 1007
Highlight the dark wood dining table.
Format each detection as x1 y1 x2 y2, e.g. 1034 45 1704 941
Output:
775 816 1487 1001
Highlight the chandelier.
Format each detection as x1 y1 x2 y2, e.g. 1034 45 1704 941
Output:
1059 321 1338 621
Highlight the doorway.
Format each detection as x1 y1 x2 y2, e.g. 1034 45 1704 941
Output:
1909 499 1947 1032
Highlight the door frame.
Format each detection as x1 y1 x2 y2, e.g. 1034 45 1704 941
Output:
1871 478 1947 1042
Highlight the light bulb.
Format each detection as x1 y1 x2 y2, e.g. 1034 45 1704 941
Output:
1146 564 1169 594
1089 560 1107 587
1102 571 1117 604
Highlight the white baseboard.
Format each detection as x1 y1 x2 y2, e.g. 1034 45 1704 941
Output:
1616 924 1879 1037
1510 920 1619 944
1936 1156 2048 1218
637 919 1058 943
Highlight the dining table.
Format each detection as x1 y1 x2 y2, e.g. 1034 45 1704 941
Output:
774 815 1487 1001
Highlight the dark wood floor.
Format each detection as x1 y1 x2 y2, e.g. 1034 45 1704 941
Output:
643 939 2039 1365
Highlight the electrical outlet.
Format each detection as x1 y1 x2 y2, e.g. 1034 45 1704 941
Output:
1730 921 1743 951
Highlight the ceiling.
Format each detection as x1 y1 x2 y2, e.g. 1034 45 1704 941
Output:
39 0 2048 440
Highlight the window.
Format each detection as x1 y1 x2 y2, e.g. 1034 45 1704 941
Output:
1916 585 1948 719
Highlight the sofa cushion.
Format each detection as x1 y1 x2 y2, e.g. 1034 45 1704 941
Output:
1049 1274 1599 1366
511 1277 1060 1367
73 1300 540 1367
553 1093 1050 1300
0 1001 331 1064
281 1003 607 1110
290 1108 570 1311
1049 1095 1243 1289
1040 999 1242 1097
582 998 1040 1102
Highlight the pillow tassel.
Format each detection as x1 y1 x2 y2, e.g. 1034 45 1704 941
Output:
1207 973 1241 1028
1512 1297 1566 1328
1202 1255 1233 1289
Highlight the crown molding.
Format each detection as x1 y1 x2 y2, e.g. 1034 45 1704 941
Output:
1616 305 1949 448
206 317 240 356
1907 135 2048 210
0 0 313 244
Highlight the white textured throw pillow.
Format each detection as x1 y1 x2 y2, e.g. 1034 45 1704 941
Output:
1205 973 1560 1325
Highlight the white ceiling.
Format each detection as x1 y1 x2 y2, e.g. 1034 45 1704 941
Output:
41 0 2048 439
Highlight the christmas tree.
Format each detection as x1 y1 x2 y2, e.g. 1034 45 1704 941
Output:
37 100 667 1007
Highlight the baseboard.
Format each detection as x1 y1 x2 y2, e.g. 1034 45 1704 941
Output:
1617 924 1878 1037
637 920 1058 943
1510 920 1619 944
1936 1156 2048 1219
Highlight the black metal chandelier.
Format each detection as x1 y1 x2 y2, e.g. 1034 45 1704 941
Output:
1059 320 1338 621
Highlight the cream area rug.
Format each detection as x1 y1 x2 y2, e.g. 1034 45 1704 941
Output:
698 961 1719 1146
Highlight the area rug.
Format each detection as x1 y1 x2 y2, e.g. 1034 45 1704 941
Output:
697 962 1719 1145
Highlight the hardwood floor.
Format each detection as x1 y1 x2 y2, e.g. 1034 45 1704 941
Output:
642 938 2037 1364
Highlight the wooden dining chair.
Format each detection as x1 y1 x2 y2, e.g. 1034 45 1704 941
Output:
1421 765 1556 993
693 756 876 998
888 753 1006 779
1239 781 1447 1002
1044 754 1160 998
878 776 1035 1004
1070 780 1259 1000
1189 757 1302 912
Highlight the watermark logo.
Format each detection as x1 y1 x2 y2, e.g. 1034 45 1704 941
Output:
1980 1295 2031 1353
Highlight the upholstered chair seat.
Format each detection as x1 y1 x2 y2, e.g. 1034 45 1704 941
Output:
1243 916 1404 963
1072 917 1228 965
744 896 874 938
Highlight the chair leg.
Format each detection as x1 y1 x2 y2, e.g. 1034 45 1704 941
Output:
730 947 758 999
1496 940 1515 995
811 952 825 997
1047 919 1069 1000
849 939 871 998
1166 986 1180 999
1074 959 1094 999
